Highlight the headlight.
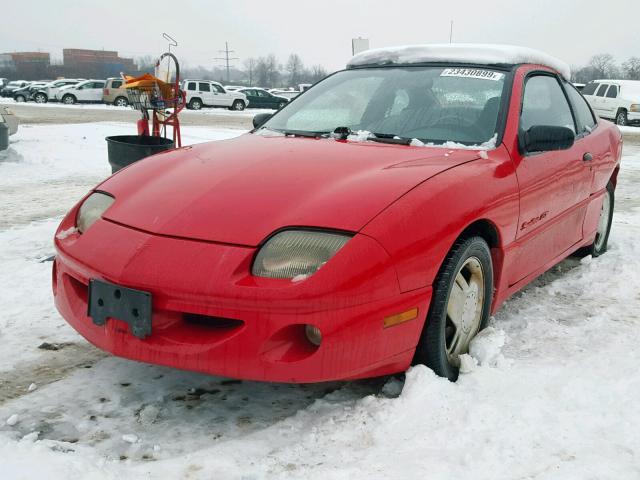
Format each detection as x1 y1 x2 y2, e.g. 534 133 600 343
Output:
630 104 640 113
76 192 114 233
252 230 351 279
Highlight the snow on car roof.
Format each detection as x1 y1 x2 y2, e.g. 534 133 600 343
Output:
347 43 571 79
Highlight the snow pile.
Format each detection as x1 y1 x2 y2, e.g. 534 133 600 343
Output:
348 43 571 79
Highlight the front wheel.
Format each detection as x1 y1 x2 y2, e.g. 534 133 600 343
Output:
189 98 202 110
230 100 245 111
14 95 25 102
616 110 628 126
62 94 76 105
34 93 47 103
277 101 287 109
414 236 493 381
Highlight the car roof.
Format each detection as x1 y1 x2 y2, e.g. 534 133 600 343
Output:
347 43 571 79
183 79 222 86
592 79 640 85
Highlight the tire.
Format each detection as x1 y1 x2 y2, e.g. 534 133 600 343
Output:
34 93 47 103
189 98 202 110
113 96 129 107
62 94 76 105
14 95 25 103
616 109 628 126
414 236 493 381
587 182 614 257
230 100 245 111
278 101 287 109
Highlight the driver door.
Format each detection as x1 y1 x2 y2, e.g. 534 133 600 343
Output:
508 73 592 285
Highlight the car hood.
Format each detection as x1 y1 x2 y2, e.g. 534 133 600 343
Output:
100 134 481 246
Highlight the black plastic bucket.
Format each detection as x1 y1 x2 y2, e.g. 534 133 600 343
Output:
106 135 174 173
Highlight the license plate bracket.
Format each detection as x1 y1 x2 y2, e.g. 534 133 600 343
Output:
88 279 152 339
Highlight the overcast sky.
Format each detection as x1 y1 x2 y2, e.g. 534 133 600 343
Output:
2 0 639 71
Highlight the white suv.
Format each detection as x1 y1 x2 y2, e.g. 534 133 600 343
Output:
34 79 83 103
582 79 640 126
182 80 247 110
58 80 106 105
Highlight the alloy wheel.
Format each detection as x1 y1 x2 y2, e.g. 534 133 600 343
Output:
445 256 485 366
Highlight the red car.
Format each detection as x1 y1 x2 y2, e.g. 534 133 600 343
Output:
53 45 622 382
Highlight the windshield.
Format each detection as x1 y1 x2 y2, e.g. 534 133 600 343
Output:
261 66 507 145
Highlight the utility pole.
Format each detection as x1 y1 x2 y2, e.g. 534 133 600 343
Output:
214 41 239 84
449 21 454 43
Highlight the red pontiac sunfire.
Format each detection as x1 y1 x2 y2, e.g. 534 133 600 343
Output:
53 44 622 382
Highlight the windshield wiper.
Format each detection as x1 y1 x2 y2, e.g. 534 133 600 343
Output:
367 132 413 145
277 128 330 138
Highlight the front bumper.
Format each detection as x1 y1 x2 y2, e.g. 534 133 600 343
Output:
54 217 430 383
627 111 640 125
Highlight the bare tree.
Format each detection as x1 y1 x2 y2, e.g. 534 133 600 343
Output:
243 57 257 86
255 54 280 87
308 64 328 83
622 57 640 80
285 53 304 87
589 54 617 79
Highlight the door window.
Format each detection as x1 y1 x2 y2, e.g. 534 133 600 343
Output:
256 90 269 97
605 85 618 98
595 84 609 97
94 82 105 89
199 82 211 92
187 82 196 91
564 82 597 135
213 84 226 93
581 83 598 96
520 75 575 133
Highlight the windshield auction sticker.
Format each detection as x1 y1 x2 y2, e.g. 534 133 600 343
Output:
440 68 504 81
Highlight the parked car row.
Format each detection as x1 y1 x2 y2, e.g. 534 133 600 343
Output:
582 79 640 126
0 77 295 110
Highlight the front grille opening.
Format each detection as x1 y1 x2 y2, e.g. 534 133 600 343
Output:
183 313 243 330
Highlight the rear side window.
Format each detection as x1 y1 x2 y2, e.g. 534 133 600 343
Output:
581 83 598 96
606 85 618 98
187 82 196 91
520 75 575 133
111 80 123 89
199 82 211 92
564 82 597 135
596 84 609 97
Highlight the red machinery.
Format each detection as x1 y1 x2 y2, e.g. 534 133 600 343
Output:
124 52 185 147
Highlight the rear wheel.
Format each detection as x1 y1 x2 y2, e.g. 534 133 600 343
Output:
589 182 614 257
414 236 493 381
34 93 47 103
14 95 25 102
62 94 76 105
230 100 245 111
113 96 129 107
189 98 202 110
616 109 628 126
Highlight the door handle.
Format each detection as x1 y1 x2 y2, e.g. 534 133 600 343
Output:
583 152 593 162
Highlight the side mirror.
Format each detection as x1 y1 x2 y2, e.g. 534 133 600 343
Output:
522 125 575 153
253 113 272 129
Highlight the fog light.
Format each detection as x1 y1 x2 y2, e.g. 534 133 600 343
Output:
304 324 322 347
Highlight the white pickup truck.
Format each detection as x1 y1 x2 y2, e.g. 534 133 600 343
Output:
182 79 248 111
582 79 640 126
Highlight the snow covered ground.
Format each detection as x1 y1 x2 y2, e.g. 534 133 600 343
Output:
1 123 640 479
0 97 272 118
